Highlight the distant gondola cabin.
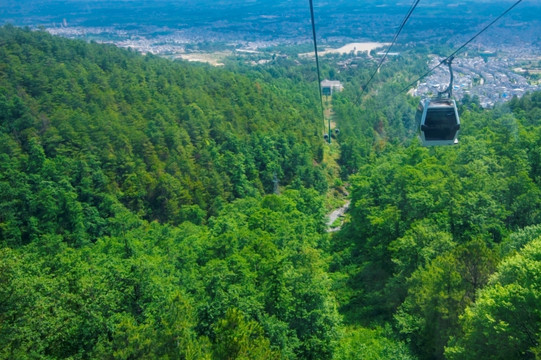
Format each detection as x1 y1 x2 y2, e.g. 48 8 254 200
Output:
321 80 343 96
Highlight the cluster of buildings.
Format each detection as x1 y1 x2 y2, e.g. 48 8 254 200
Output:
414 54 540 108
45 24 540 108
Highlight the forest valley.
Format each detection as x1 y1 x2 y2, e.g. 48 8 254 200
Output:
1 26 541 360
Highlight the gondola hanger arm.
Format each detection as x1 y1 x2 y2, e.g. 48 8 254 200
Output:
437 55 455 99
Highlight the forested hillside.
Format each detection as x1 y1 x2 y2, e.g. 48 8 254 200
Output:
331 89 541 359
0 26 340 359
1 26 541 360
0 24 330 246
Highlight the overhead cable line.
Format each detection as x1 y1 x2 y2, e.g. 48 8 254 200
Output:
360 0 421 97
308 0 331 143
399 0 523 96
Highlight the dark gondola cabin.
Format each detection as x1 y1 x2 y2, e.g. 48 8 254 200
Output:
416 98 460 146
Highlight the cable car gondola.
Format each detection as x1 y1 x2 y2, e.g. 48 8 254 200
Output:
417 98 460 146
417 57 460 146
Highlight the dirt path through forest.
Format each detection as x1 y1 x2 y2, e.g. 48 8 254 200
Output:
327 200 350 232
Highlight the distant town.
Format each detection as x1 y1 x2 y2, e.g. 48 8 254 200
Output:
45 23 541 108
414 52 541 108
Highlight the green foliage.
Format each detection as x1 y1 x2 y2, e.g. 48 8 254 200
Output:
333 326 415 360
3 24 541 360
212 309 279 360
194 192 340 359
501 224 541 256
0 190 340 359
395 240 498 359
0 26 341 360
446 237 541 360
0 25 327 243
330 71 541 358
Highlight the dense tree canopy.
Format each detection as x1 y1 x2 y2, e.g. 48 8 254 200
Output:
0 24 330 246
446 236 541 360
2 25 541 359
331 81 541 358
0 26 341 359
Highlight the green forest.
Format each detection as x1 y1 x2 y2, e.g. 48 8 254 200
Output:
1 26 541 359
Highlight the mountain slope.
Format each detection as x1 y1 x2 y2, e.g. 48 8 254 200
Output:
0 25 327 246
